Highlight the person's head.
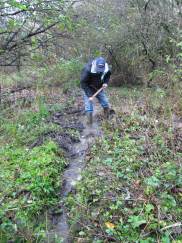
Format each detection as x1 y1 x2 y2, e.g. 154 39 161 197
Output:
95 57 106 74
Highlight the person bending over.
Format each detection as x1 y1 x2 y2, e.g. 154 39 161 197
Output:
80 57 111 124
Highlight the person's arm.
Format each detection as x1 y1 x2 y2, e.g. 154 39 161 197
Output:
80 68 93 97
102 70 111 88
103 70 111 84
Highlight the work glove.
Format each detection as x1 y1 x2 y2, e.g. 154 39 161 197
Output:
102 83 108 89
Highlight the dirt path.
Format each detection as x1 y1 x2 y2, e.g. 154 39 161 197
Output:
48 101 103 242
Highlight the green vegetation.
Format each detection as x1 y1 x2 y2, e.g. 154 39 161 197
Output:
0 0 181 242
66 86 182 242
0 58 82 91
1 65 181 242
0 90 68 241
0 141 66 241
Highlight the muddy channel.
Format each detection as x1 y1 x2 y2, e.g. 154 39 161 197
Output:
39 100 103 242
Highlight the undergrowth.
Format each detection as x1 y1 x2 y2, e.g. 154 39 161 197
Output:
0 58 82 91
0 89 68 241
66 86 182 243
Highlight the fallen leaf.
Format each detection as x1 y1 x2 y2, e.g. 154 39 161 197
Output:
105 222 115 229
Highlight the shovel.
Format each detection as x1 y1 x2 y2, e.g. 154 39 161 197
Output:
89 87 104 101
89 87 116 118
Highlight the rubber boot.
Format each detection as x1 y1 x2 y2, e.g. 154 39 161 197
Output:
87 112 93 125
103 107 110 119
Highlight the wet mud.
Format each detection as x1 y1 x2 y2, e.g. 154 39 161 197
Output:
32 101 103 242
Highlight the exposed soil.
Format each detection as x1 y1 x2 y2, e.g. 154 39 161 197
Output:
50 102 102 242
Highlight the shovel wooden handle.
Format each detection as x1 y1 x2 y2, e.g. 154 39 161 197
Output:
91 87 104 99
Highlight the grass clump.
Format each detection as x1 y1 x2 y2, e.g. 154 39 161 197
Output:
0 141 66 242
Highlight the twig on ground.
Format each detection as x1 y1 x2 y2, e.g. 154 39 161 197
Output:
160 222 182 231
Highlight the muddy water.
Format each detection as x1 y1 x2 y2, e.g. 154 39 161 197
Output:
52 104 102 242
